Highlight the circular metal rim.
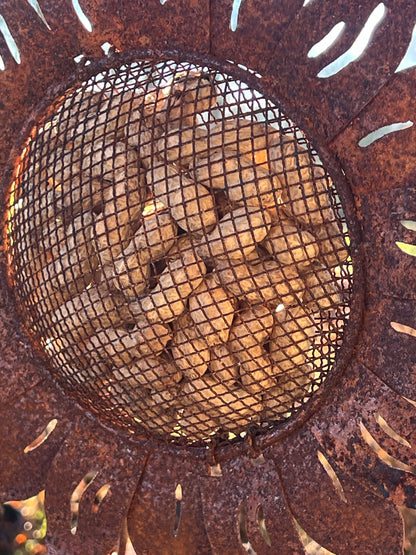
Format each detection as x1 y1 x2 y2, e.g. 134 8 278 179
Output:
0 47 365 462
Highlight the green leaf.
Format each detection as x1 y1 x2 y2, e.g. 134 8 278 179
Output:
396 241 416 256
401 220 416 231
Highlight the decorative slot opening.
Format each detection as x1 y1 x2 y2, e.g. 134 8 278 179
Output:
390 321 416 339
238 502 256 554
173 483 182 537
26 0 51 30
0 14 21 64
317 3 386 78
71 0 92 32
307 22 346 58
375 413 411 449
23 419 58 453
317 450 347 503
92 483 111 514
293 518 335 554
396 23 416 72
70 470 99 534
358 121 413 147
209 463 223 477
401 220 416 232
230 0 244 32
360 421 416 475
257 505 271 547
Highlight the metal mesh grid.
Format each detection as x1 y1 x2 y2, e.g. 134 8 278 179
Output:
5 56 353 445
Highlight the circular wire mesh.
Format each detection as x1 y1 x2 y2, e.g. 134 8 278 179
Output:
5 56 354 445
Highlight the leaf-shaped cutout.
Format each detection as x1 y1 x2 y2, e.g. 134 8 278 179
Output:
24 419 58 453
26 0 51 30
238 502 256 554
293 518 335 554
375 413 412 448
401 220 416 231
70 470 99 534
71 0 92 32
307 22 345 58
358 121 413 147
173 484 182 537
317 3 386 78
396 241 416 256
396 23 416 72
92 484 111 514
256 505 271 547
390 321 416 338
360 421 416 475
230 0 244 32
317 450 347 503
0 15 21 64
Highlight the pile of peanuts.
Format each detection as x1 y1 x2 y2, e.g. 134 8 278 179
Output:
14 65 350 441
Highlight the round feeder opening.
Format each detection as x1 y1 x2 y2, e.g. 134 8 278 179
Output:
5 56 354 446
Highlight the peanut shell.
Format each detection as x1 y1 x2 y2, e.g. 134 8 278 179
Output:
197 205 271 260
188 273 237 345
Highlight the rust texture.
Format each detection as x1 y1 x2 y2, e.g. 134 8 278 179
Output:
0 0 414 553
268 429 404 554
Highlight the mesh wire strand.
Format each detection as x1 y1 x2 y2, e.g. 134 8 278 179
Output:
6 58 353 445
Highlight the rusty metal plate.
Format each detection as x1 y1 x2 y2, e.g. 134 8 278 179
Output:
200 455 304 554
255 1 416 141
311 360 416 508
44 415 145 554
268 428 404 554
359 185 416 300
0 0 414 552
0 382 76 502
358 296 416 400
127 452 211 554
331 70 416 197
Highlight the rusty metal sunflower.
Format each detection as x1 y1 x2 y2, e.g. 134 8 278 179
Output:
0 1 416 553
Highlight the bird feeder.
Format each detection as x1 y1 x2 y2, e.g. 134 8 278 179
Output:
0 1 415 553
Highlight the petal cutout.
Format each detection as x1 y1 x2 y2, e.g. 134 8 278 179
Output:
254 0 416 141
331 69 416 196
200 454 303 554
311 360 416 507
128 451 211 554
44 417 146 554
358 186 416 300
0 381 75 501
358 296 416 401
268 427 403 553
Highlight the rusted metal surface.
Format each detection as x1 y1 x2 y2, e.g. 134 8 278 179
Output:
358 296 416 400
310 361 416 507
0 0 414 553
200 455 304 554
127 453 211 554
359 186 416 300
331 69 416 196
44 416 146 555
255 1 416 142
0 253 44 401
0 382 75 501
270 428 404 554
